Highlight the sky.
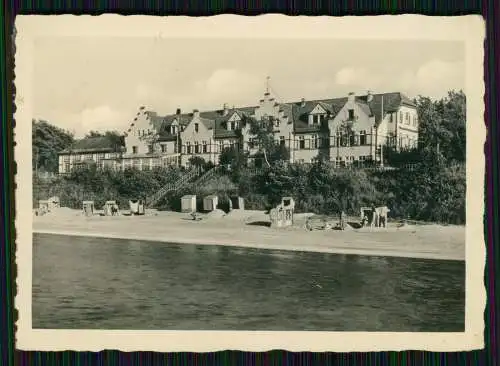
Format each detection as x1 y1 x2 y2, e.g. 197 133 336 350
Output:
33 37 465 137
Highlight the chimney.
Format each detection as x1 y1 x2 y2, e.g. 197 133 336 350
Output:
193 109 200 118
223 103 229 116
176 108 181 115
367 90 374 103
301 98 306 107
348 92 356 104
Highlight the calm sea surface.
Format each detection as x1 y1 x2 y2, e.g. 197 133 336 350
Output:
33 233 465 331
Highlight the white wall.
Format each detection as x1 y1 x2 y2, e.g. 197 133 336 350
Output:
328 100 376 160
124 109 157 155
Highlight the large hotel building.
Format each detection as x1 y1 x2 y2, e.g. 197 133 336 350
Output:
58 89 419 174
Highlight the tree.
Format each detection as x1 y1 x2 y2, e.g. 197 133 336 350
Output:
415 90 466 164
32 119 74 173
188 156 208 170
243 115 290 167
85 130 125 152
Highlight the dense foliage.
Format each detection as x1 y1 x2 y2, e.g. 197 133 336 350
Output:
32 119 74 173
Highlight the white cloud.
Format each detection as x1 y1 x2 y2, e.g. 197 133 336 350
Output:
195 69 263 107
43 106 132 138
334 67 383 90
333 60 464 99
414 60 464 97
80 106 129 133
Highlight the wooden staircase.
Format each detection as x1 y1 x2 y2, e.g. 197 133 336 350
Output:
146 165 224 208
146 167 201 208
189 165 224 190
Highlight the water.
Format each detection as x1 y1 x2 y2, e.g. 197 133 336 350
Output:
33 233 465 331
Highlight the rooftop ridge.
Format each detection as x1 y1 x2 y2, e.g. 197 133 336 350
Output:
149 91 412 120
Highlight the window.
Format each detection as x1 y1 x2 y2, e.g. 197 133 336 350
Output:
359 130 367 145
171 125 177 134
389 113 393 123
348 109 355 120
195 142 200 154
335 132 341 147
202 141 208 153
148 145 154 154
335 156 343 168
161 144 168 153
405 113 410 124
231 121 236 130
349 134 356 146
320 115 326 124
399 112 403 124
218 141 224 152
132 146 138 154
341 134 349 147
313 115 320 124
279 136 286 146
152 158 161 169
194 123 199 133
299 136 305 149
311 135 319 149
186 142 192 154
413 115 417 127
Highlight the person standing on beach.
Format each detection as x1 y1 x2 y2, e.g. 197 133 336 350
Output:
339 210 346 230
370 206 378 228
379 206 389 228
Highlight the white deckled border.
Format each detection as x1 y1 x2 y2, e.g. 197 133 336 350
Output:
14 14 486 352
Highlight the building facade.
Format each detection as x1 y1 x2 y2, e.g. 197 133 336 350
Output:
58 90 419 173
58 136 124 174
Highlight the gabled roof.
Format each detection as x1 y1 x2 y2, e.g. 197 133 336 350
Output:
358 92 416 124
60 136 124 154
213 108 255 139
137 91 415 141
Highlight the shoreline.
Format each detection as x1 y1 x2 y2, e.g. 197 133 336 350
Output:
32 209 465 261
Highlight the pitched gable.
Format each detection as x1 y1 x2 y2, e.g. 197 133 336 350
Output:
310 103 328 115
228 111 242 122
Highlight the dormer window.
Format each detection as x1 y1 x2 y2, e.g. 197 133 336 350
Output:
348 109 355 120
230 121 236 130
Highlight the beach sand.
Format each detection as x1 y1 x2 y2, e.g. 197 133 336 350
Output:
32 208 465 261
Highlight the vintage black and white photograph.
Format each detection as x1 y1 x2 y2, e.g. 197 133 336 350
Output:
15 15 485 352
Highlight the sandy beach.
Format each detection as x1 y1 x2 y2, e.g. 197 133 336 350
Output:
32 208 465 261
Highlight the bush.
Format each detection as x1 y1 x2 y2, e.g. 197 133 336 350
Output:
34 157 466 224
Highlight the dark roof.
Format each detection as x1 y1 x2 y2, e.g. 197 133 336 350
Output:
60 136 124 154
290 98 346 133
144 91 414 140
358 92 416 124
